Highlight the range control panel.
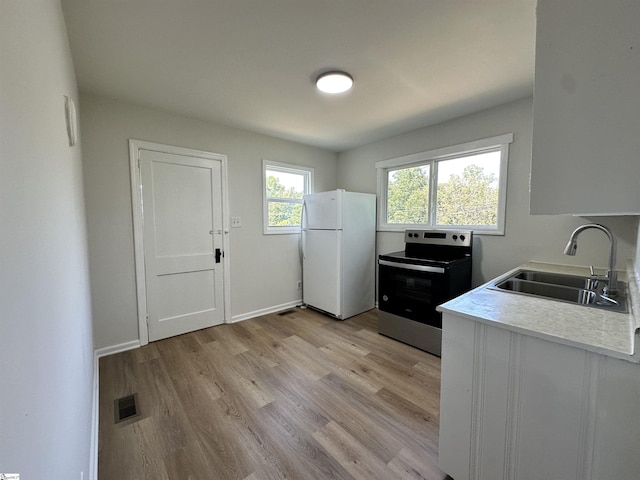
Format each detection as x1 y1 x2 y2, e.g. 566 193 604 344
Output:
404 229 472 247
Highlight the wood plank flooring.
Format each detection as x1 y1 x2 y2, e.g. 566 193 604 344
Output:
98 308 451 479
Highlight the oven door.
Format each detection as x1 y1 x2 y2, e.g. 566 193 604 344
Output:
378 259 447 328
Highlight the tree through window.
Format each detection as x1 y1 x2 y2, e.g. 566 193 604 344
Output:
387 165 430 224
436 152 500 226
263 160 313 234
377 134 512 234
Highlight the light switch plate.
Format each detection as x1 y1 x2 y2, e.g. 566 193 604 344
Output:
231 216 242 228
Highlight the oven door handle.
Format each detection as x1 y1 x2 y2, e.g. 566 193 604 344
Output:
378 259 445 274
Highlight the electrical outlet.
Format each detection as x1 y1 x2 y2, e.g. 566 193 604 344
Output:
231 216 242 228
296 281 302 290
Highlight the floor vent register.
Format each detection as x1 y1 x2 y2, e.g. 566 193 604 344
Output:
114 393 139 423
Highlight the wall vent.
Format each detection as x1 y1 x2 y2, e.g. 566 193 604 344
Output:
114 394 139 423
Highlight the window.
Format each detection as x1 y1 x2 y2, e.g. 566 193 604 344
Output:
263 160 313 234
377 133 512 234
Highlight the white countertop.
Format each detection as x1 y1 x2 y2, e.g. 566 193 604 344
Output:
437 261 640 362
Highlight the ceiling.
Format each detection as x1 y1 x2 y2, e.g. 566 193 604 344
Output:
61 0 536 152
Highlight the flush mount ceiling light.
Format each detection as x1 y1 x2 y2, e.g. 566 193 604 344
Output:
316 71 353 94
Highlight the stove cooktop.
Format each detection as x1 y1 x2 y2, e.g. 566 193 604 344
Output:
379 229 473 268
378 250 471 267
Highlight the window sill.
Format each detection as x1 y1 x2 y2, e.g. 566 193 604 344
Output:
263 227 301 235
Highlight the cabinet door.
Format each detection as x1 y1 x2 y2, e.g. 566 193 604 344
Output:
530 0 640 215
439 313 640 480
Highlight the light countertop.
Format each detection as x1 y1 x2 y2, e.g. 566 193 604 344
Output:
437 261 640 362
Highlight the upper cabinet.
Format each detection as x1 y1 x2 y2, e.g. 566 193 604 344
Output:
530 0 640 215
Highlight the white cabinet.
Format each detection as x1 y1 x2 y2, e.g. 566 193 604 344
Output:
439 313 640 480
530 0 640 215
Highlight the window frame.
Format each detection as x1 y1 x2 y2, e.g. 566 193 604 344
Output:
262 159 314 235
376 133 513 235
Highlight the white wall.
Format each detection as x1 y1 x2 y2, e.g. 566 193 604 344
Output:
0 1 94 479
337 97 638 286
80 93 337 350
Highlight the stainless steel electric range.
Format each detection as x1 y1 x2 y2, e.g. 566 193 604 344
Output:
378 229 473 356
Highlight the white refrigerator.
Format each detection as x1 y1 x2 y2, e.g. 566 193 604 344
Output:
301 189 376 319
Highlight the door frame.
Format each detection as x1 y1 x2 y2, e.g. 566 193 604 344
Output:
129 139 231 346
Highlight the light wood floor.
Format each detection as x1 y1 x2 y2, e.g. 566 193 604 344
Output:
98 308 451 479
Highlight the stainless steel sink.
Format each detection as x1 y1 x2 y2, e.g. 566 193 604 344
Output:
489 269 628 313
512 270 597 289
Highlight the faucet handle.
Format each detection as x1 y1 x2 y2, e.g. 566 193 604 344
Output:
588 265 606 279
586 266 606 291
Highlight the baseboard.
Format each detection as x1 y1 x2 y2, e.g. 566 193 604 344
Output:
95 339 141 359
231 299 302 323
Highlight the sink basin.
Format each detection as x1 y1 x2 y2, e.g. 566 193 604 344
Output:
496 279 596 303
489 269 628 313
512 270 597 289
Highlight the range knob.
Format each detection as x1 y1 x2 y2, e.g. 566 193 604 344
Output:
452 235 458 240
460 235 466 241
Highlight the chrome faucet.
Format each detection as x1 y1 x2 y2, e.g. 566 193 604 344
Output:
563 224 617 296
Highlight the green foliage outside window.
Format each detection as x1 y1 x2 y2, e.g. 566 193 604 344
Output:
387 163 499 226
387 166 430 223
437 165 498 226
266 175 303 227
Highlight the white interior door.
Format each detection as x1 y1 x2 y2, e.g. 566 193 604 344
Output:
139 148 225 341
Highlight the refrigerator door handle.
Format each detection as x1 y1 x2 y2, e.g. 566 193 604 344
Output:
301 199 308 230
300 201 307 259
301 229 306 259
